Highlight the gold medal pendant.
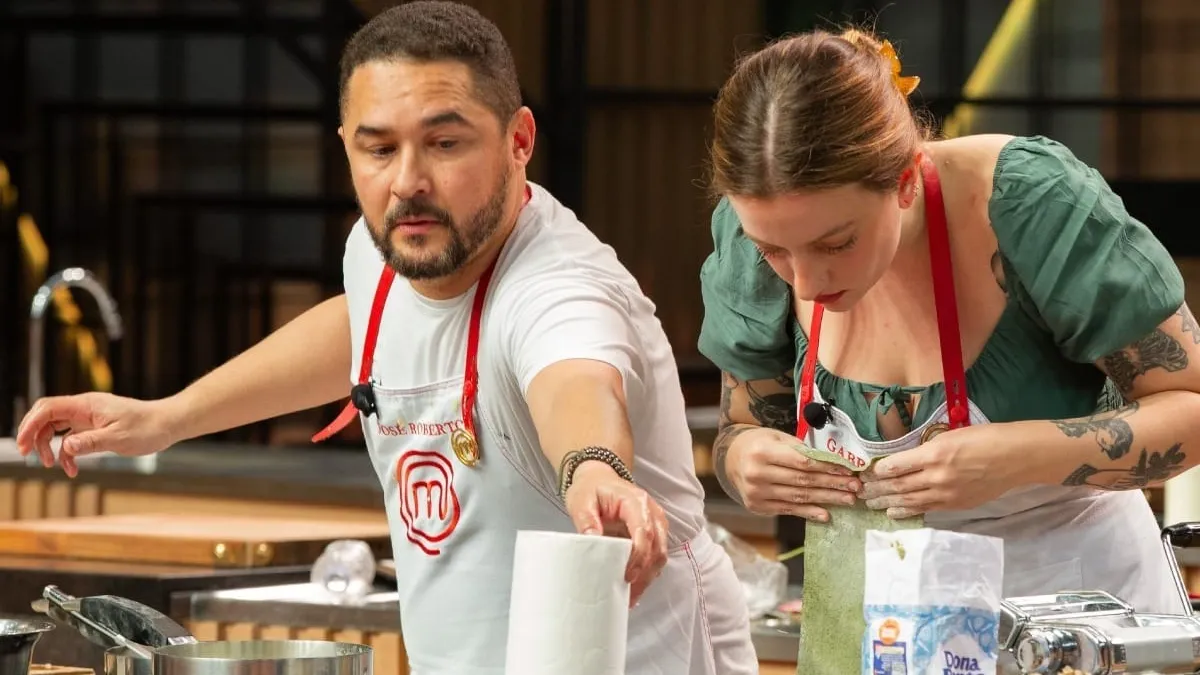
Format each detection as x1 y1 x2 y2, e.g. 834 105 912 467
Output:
451 428 480 467
920 422 950 445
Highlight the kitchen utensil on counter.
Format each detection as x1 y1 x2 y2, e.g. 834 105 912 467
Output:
0 615 56 675
310 540 375 605
33 585 191 675
32 586 372 675
1000 521 1200 674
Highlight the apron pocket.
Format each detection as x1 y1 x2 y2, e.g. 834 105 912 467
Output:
1008 557 1084 597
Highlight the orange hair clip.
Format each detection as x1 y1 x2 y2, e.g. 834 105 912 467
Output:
880 40 920 97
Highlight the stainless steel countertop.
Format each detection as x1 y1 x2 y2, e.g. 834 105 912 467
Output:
181 581 802 663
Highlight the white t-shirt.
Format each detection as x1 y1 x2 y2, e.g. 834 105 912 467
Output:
344 182 708 546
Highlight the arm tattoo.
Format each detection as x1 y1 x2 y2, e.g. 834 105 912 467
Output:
714 372 746 503
746 381 798 433
1051 401 1139 460
713 369 797 504
1179 305 1200 345
1062 442 1187 490
718 372 736 426
1100 329 1188 395
713 425 752 504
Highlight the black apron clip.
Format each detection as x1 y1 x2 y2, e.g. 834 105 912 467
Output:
802 399 834 431
350 383 377 417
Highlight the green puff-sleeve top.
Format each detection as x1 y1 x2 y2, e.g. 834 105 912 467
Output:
698 136 1186 442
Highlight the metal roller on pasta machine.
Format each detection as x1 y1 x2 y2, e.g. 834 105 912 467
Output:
999 522 1200 674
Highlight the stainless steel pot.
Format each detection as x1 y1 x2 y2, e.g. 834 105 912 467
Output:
0 615 55 675
153 641 375 675
33 586 372 675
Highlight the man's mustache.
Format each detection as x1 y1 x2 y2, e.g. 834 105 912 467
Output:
385 200 452 228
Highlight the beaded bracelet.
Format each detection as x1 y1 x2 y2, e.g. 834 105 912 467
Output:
557 446 635 500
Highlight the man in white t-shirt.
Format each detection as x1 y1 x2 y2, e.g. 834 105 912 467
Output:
15 2 757 673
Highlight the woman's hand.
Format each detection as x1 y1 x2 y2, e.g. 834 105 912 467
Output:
728 427 863 521
858 423 1023 519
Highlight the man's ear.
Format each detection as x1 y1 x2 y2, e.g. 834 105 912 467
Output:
509 107 536 167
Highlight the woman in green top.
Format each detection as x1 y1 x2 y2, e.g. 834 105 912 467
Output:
700 26 1200 630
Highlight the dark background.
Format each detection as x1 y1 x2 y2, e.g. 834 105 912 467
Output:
3 0 1199 448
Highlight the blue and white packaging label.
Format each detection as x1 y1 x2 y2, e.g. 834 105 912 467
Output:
862 529 1004 675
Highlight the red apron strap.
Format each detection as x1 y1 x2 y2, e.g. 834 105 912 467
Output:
314 185 529 445
460 257 499 442
312 268 396 443
794 303 825 439
315 186 529 445
312 255 502 444
793 155 970 439
921 156 971 429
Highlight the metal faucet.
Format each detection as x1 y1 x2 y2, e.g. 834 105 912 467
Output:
19 267 124 429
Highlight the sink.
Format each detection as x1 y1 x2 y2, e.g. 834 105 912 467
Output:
0 437 45 463
0 436 135 470
0 436 62 458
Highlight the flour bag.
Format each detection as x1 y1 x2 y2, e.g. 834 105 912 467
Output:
863 528 1004 675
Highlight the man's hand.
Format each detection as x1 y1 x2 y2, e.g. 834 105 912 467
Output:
564 461 668 607
523 357 667 605
16 392 180 478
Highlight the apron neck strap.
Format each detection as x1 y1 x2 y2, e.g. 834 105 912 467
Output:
312 256 499 443
313 186 531 444
795 156 970 439
921 155 971 430
312 268 396 442
459 259 498 442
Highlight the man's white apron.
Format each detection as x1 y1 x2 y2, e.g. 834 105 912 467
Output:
363 376 756 674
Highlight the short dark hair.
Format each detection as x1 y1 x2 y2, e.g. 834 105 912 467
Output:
338 1 522 124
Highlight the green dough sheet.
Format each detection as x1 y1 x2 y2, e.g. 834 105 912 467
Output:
795 452 923 675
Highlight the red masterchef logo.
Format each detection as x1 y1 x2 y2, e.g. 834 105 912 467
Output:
396 450 461 556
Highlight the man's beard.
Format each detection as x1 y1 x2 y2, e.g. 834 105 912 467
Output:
368 166 510 280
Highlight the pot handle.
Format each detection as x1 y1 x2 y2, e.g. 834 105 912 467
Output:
79 595 197 648
34 586 155 658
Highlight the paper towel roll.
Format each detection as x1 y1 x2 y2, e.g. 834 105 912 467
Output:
1164 465 1200 527
505 530 633 675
